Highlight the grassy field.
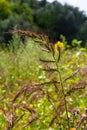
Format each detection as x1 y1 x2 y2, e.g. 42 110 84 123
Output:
0 33 87 130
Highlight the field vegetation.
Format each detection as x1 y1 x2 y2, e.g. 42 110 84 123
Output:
0 32 87 130
0 1 87 130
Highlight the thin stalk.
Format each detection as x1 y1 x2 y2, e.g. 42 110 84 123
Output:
53 55 70 129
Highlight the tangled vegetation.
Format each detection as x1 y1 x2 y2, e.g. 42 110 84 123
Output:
0 31 87 130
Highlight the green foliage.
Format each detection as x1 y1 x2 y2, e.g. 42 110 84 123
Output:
0 0 12 19
39 0 47 7
79 20 87 46
35 2 87 44
0 19 10 42
0 1 34 43
28 0 39 9
71 39 82 48
9 32 23 53
12 3 33 22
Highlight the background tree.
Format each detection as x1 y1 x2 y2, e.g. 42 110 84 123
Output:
0 0 87 46
0 0 12 19
78 20 87 46
35 1 87 44
39 0 47 7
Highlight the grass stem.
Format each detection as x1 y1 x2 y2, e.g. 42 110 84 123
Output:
53 55 70 129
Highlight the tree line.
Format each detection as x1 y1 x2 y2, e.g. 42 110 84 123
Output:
0 0 87 46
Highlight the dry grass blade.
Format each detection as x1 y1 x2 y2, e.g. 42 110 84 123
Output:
19 103 36 113
42 68 57 72
39 58 55 63
5 111 17 130
65 81 87 96
64 68 80 82
12 83 42 103
40 47 51 52
73 81 87 88
36 80 60 86
17 29 39 39
37 41 51 52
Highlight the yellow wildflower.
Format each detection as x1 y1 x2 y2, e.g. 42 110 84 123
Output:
70 128 76 130
54 41 64 53
0 109 3 114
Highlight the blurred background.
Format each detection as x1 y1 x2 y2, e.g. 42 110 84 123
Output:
0 0 87 46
